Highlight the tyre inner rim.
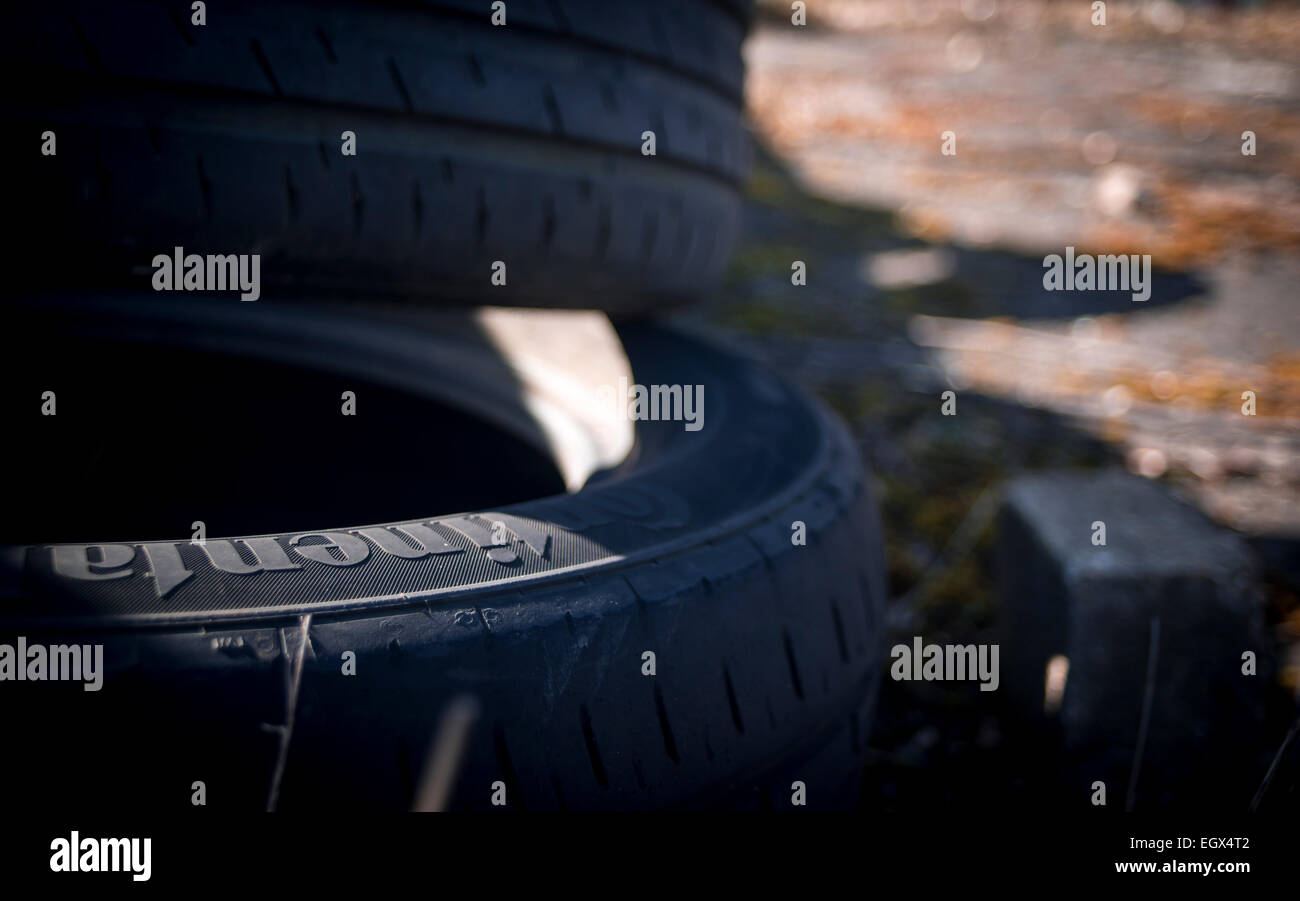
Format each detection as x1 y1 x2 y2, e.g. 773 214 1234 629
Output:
6 297 636 542
2 298 835 624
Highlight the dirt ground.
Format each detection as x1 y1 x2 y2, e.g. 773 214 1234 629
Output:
680 0 1300 809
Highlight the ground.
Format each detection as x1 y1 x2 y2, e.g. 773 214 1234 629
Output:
677 0 1300 809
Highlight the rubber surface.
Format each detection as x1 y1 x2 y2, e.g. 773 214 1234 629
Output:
4 0 750 312
1 299 886 811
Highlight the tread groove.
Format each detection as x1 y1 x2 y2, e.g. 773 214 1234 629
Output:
549 771 568 810
314 27 338 63
640 209 659 264
68 16 103 71
540 194 556 249
858 571 877 632
545 0 572 32
723 665 746 734
831 600 849 664
467 53 487 87
600 81 619 114
349 171 364 233
579 704 609 789
474 187 488 248
284 164 299 223
493 724 526 810
195 154 212 218
595 202 612 261
653 683 681 763
782 630 805 701
646 8 671 59
542 84 564 135
249 39 283 96
166 7 195 47
411 178 423 237
386 56 415 113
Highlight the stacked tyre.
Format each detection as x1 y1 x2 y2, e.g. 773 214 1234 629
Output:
1 0 887 811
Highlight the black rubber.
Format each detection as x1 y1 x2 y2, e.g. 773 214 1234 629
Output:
0 297 886 811
4 0 750 312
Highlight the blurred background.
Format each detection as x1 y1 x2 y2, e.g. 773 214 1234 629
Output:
678 0 1300 809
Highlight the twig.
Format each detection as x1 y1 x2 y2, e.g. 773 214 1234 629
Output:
265 614 312 813
887 485 1000 634
413 695 481 812
1126 616 1160 812
1250 713 1300 813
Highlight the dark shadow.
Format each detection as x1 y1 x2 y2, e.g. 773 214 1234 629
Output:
1 298 566 545
719 143 1205 333
945 244 1204 318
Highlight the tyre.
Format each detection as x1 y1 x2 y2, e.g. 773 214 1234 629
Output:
5 0 750 312
1 295 886 811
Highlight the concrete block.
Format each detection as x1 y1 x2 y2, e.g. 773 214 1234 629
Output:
998 470 1272 808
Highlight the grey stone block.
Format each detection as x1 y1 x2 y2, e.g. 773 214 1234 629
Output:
998 470 1272 808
